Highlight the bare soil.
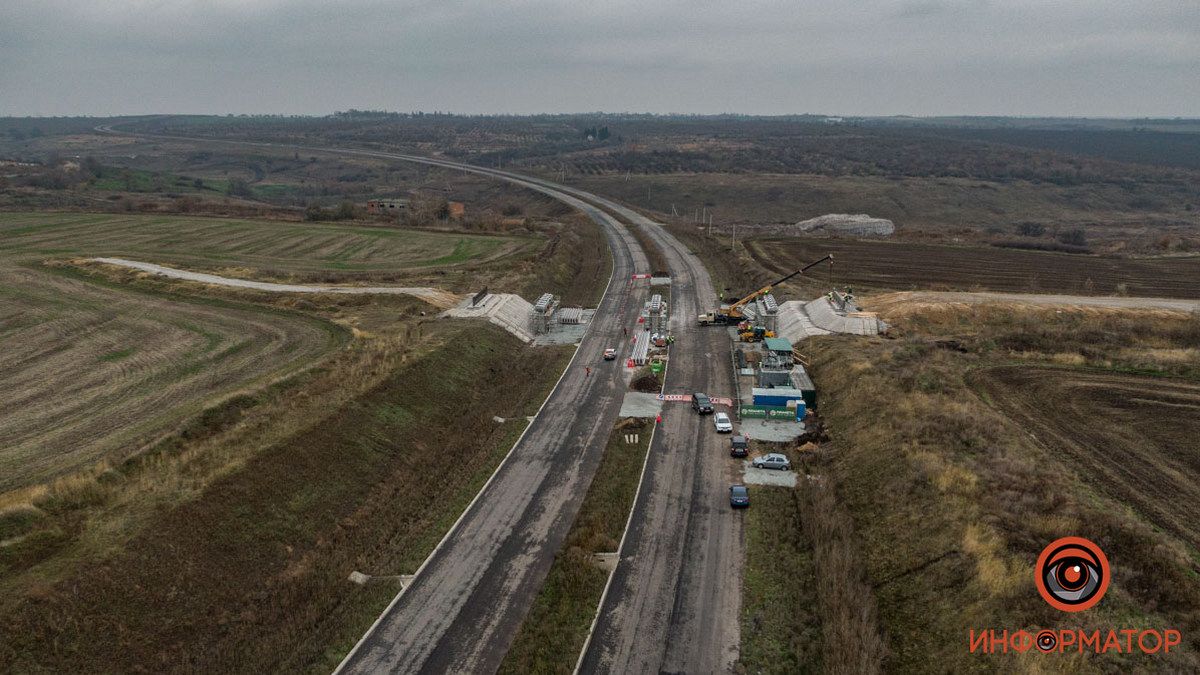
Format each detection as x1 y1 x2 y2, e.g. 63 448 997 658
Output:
747 237 1200 299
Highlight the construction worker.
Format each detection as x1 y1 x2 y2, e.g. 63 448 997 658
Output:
623 327 628 337
655 412 662 425
585 366 592 377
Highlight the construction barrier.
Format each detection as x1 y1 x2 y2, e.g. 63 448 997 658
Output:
741 405 799 420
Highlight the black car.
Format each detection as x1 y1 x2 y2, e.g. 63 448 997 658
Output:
729 484 750 508
692 392 714 414
730 435 749 458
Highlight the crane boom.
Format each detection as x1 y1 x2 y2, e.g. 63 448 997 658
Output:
725 254 833 314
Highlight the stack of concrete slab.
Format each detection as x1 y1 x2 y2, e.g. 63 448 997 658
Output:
442 293 535 343
804 297 886 336
774 297 886 340
775 300 831 342
631 330 652 365
557 307 583 324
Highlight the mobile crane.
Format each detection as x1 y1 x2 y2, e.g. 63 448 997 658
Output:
697 254 833 325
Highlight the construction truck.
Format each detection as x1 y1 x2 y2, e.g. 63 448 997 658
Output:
738 324 776 342
698 254 833 326
697 311 736 326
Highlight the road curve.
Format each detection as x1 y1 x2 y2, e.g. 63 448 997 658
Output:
97 123 743 673
560 192 744 674
97 124 656 673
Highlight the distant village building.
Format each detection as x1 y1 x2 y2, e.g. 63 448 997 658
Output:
366 199 408 215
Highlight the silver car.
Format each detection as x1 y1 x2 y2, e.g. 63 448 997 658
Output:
752 453 791 470
713 412 733 433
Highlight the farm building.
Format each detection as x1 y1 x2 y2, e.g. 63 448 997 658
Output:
366 199 408 214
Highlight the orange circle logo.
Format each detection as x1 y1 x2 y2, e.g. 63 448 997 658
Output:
1035 537 1109 612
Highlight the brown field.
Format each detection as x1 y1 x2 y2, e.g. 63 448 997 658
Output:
971 366 1200 549
0 263 341 491
747 237 1200 298
0 212 529 278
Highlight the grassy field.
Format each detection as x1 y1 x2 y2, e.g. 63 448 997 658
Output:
746 237 1200 299
738 485 823 673
0 323 576 672
500 418 652 675
796 302 1200 672
0 262 342 491
0 212 530 277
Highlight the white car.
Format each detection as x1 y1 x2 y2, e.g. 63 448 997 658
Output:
752 453 792 471
713 412 733 433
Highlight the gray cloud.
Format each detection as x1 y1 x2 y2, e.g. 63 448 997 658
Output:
1 0 1197 116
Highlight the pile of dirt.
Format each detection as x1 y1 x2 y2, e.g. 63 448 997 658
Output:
630 368 662 393
793 213 894 237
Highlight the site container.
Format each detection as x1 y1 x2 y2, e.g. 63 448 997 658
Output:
790 366 818 410
752 387 805 408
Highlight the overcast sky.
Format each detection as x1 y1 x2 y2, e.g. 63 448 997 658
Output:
2 0 1197 117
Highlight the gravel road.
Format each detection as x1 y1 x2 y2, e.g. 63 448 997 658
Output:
90 257 464 307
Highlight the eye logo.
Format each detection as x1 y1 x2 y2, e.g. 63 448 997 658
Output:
1035 537 1109 612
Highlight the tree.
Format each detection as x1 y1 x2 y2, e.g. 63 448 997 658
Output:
226 178 253 198
1016 222 1045 237
335 200 358 220
1058 228 1087 247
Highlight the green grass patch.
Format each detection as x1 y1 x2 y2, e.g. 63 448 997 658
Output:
738 486 822 674
500 418 652 675
99 347 136 362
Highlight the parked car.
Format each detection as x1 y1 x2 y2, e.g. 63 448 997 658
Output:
752 453 791 471
730 435 749 457
729 484 750 508
713 412 733 433
692 392 714 414
603 347 617 360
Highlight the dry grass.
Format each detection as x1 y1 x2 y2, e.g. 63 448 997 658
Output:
800 304 1200 672
795 471 887 674
0 260 343 492
500 418 652 675
0 322 576 673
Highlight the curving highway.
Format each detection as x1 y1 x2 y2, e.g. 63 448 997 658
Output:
97 124 744 673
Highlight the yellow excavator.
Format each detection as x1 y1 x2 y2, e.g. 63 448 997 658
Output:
697 254 833 326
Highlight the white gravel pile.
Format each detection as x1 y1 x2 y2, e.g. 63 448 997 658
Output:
793 213 894 237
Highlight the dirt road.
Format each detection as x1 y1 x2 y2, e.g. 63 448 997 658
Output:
91 257 463 308
869 290 1200 315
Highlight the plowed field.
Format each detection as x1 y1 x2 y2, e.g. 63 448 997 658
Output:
0 264 340 490
970 366 1200 548
0 212 528 278
748 238 1200 298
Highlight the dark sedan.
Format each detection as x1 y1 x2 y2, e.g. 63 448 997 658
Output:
729 484 750 508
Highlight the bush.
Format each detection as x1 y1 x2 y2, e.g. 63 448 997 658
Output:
1015 222 1045 237
1057 228 1087 246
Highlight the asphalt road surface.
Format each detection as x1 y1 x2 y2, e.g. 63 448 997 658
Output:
98 124 743 673
564 194 745 674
